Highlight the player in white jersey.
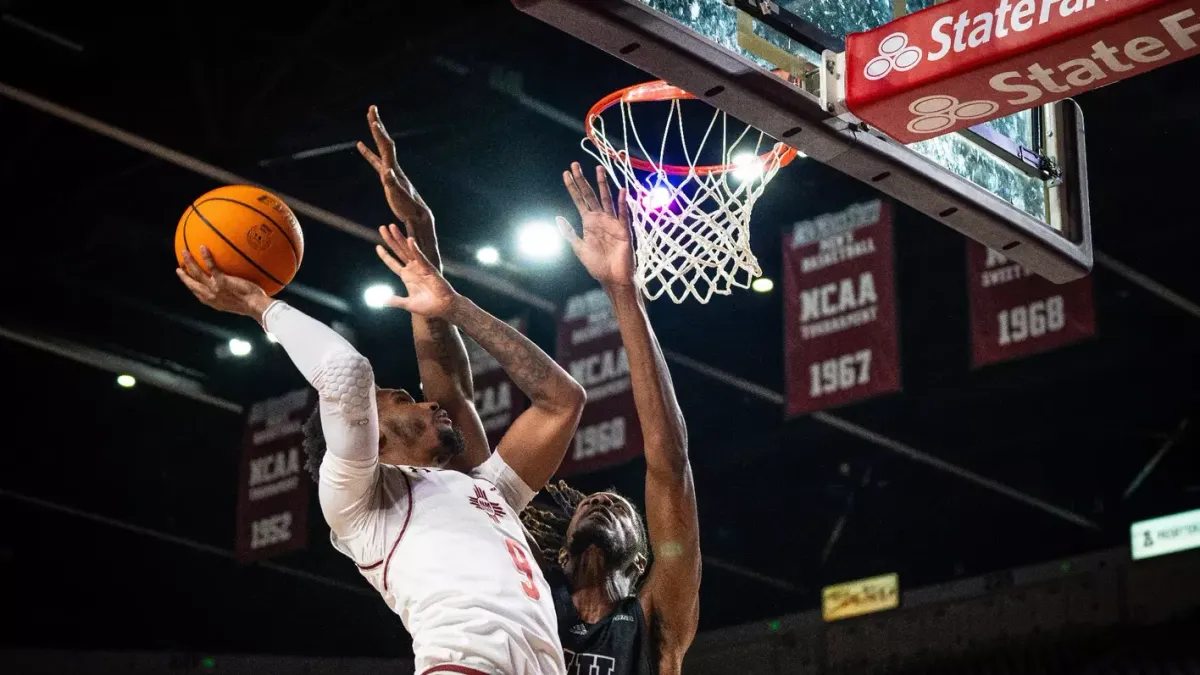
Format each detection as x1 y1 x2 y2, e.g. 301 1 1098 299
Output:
176 124 586 671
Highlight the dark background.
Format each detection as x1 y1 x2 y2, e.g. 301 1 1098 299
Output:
1 0 1197 660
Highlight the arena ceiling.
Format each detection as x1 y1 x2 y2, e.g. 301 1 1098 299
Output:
1 0 1197 658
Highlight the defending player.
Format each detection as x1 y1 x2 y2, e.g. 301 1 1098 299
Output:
176 214 585 673
521 164 701 675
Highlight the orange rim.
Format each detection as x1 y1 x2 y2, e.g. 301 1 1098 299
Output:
585 74 800 177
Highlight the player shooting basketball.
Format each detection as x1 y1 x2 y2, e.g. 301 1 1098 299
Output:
521 163 702 675
175 107 588 675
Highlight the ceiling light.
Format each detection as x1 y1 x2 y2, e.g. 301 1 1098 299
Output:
517 221 562 260
363 284 394 309
644 186 673 209
228 338 252 357
732 151 764 182
476 246 501 266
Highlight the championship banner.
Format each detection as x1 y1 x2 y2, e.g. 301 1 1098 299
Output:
235 388 314 562
844 0 1200 143
555 289 643 476
822 573 900 622
465 317 529 450
968 242 1095 367
783 199 902 416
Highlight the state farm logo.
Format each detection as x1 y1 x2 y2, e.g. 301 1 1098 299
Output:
864 32 923 80
906 94 999 135
846 0 1200 143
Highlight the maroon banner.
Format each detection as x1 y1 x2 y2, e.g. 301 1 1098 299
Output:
466 317 529 450
968 243 1096 367
784 199 902 416
235 388 314 562
555 289 644 476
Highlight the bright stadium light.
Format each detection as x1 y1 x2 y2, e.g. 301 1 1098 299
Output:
116 374 136 388
732 151 764 182
517 221 562 260
751 277 774 293
228 338 252 357
476 246 501 266
646 186 673 209
363 284 394 309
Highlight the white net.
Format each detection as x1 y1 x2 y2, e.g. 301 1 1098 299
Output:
584 89 794 304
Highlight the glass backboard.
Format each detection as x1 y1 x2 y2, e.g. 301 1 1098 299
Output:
514 0 1092 282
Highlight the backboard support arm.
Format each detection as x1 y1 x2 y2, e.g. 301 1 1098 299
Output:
513 0 1093 282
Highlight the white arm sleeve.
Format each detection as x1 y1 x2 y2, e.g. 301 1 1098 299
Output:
472 451 536 511
262 301 382 536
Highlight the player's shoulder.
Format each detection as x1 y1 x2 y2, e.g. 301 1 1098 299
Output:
384 464 468 494
389 464 456 480
371 464 428 504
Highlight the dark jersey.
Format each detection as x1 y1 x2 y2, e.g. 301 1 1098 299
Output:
548 568 657 675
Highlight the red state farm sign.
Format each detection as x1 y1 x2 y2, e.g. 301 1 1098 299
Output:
845 0 1200 142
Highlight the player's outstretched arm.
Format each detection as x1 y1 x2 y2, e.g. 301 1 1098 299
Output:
358 105 490 472
609 285 700 665
177 247 382 537
376 234 586 492
557 163 701 664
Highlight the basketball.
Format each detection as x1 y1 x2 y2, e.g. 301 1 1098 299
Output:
175 185 304 296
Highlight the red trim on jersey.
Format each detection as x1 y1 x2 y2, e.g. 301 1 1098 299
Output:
382 471 414 591
356 559 382 570
420 666 491 675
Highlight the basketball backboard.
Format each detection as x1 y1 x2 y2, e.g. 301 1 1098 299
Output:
514 0 1092 283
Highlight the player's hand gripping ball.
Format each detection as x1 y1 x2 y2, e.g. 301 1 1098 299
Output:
174 185 304 295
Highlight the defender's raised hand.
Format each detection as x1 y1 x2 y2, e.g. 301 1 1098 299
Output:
357 106 442 265
557 162 635 289
375 224 457 319
176 247 272 320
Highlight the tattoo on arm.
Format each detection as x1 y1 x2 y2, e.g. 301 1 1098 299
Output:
414 316 473 396
445 296 573 406
425 319 458 371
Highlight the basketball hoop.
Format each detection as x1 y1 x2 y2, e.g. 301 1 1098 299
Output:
583 77 800 304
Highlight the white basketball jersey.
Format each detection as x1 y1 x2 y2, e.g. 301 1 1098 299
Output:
325 452 565 675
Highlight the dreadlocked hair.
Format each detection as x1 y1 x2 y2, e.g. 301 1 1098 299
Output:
520 480 588 569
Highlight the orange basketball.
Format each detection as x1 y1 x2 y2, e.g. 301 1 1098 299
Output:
175 185 304 296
